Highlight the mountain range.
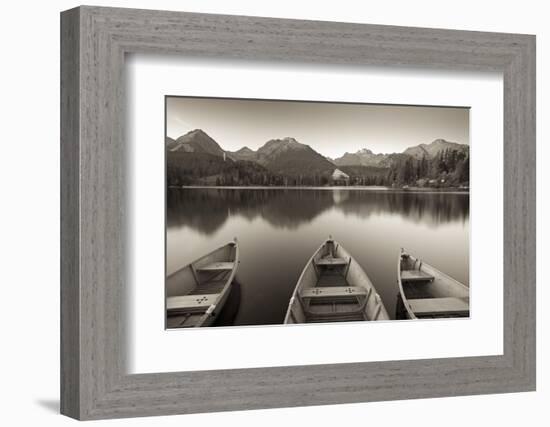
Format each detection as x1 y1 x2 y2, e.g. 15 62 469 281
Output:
166 129 224 156
229 137 335 175
166 129 469 185
333 148 393 168
168 129 468 172
333 139 469 167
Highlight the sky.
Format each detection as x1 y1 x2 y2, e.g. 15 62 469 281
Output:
166 96 469 159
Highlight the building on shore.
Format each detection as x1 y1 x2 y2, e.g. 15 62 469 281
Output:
331 168 350 186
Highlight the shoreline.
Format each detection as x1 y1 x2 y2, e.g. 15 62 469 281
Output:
168 185 470 194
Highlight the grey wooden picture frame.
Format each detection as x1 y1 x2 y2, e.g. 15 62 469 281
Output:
60 5 536 420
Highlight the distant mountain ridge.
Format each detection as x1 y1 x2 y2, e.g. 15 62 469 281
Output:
167 129 469 187
334 138 468 167
334 148 392 168
169 130 468 169
402 138 468 159
256 137 334 176
169 129 226 156
229 146 256 162
228 136 335 177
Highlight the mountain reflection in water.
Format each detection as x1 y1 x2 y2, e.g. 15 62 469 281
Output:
167 187 469 325
167 188 469 234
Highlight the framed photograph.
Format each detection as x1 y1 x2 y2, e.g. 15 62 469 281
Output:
164 97 471 329
61 6 536 420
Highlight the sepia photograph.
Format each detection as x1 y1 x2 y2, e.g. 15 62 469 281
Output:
165 96 470 329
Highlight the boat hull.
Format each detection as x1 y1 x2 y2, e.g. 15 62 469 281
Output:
284 239 389 324
166 241 239 328
397 248 469 320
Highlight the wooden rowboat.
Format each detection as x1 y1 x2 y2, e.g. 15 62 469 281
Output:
284 238 389 324
166 239 239 328
397 248 469 319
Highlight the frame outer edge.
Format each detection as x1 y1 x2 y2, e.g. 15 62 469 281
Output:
60 6 82 420
528 35 536 390
520 34 536 389
502 34 536 391
60 6 537 420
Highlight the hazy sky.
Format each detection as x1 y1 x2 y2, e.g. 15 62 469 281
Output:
166 96 469 158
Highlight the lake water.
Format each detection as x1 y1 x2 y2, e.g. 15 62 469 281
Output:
166 187 469 325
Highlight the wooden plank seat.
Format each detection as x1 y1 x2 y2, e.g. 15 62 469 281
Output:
196 262 234 272
306 313 366 323
401 270 435 282
166 313 203 328
315 257 348 266
167 294 216 314
295 287 373 322
408 297 469 317
300 286 367 299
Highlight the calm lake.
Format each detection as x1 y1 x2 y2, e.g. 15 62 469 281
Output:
166 187 469 325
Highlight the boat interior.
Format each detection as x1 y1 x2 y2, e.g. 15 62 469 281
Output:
166 244 237 328
289 240 382 323
400 252 469 318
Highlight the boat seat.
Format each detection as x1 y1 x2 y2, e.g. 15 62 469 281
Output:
196 262 234 272
167 294 217 314
401 270 434 282
315 257 348 266
408 297 469 317
306 313 366 323
294 287 373 323
166 313 203 328
300 286 367 299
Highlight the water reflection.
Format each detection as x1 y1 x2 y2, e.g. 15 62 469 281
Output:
213 280 242 327
167 188 469 235
166 188 469 325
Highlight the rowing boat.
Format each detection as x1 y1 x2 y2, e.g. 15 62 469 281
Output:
284 238 389 324
166 239 239 328
397 248 469 319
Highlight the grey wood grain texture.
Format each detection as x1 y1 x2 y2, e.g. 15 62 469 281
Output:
60 5 536 420
60 7 80 419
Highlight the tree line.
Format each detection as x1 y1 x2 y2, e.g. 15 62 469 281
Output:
166 152 291 186
384 149 469 187
166 149 469 188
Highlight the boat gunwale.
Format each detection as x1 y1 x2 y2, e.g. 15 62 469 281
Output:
283 240 327 324
397 247 469 320
167 240 239 328
196 240 240 327
167 241 236 281
284 239 388 323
